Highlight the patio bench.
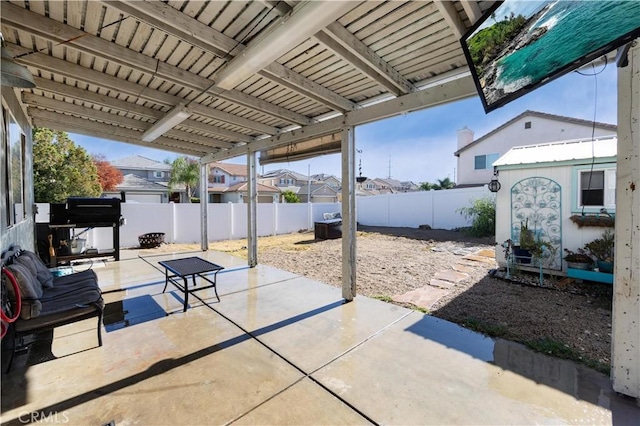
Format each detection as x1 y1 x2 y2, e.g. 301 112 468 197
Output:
1 245 104 372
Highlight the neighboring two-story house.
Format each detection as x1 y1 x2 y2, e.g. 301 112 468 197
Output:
107 155 183 203
206 162 280 203
207 162 249 203
259 169 310 188
311 174 341 190
454 111 617 187
297 184 339 203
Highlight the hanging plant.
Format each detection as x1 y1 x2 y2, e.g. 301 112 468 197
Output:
569 214 614 228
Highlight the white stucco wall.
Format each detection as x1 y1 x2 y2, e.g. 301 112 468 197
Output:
457 116 615 186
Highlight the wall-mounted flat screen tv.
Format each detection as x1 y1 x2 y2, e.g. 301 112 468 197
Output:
461 0 640 113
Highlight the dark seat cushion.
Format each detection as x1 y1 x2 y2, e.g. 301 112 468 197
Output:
14 269 103 333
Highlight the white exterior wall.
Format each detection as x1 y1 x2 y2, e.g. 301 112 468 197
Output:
209 167 245 188
458 117 615 186
494 165 612 268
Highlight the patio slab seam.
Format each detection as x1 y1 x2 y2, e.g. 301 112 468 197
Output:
193 291 413 425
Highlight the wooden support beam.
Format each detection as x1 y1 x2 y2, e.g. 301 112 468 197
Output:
200 164 209 251
7 43 279 135
102 0 237 57
316 22 416 96
213 1 358 91
28 109 218 155
2 4 302 128
460 1 483 25
102 0 353 116
434 1 467 38
23 94 236 149
31 116 208 157
202 73 476 163
612 40 640 398
247 152 258 267
261 62 356 112
341 125 356 301
32 78 254 143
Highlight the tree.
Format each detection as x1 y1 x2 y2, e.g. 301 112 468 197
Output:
168 156 199 202
419 182 435 191
435 177 456 190
93 154 123 191
282 190 300 203
32 128 102 203
420 177 456 191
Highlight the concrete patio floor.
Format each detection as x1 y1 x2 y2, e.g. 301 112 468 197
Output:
1 249 639 425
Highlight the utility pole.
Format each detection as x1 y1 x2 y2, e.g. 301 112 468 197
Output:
388 155 392 179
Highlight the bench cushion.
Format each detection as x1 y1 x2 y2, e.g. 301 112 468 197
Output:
4 263 43 320
19 251 54 288
15 270 103 333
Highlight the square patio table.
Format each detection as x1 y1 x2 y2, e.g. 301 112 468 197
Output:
158 257 224 312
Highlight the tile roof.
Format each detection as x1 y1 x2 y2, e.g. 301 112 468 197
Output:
210 162 248 176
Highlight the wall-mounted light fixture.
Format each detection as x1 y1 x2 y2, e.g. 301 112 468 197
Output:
488 168 501 193
141 104 191 142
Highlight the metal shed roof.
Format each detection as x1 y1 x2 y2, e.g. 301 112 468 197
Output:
1 0 493 162
493 136 618 168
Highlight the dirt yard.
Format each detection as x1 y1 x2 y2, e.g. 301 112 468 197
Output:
147 226 613 372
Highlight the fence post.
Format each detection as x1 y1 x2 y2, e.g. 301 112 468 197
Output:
170 202 176 243
273 203 278 236
228 202 233 240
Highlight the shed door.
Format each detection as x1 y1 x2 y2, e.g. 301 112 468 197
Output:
511 177 562 270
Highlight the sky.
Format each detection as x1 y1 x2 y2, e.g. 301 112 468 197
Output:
71 61 617 185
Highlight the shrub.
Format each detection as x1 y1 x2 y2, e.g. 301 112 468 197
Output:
282 190 300 203
457 197 496 237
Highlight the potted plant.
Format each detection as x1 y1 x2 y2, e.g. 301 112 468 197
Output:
513 219 535 264
563 248 593 270
583 229 615 273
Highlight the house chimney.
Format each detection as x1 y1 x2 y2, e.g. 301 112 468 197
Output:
457 126 474 150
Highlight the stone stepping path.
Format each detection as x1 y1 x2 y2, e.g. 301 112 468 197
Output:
434 270 468 283
392 286 449 308
392 247 496 312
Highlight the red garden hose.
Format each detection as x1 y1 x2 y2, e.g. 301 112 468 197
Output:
1 267 22 338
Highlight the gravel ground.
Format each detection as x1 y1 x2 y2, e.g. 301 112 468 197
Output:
145 226 613 370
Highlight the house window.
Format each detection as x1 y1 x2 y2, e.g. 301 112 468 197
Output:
580 171 604 206
573 165 616 212
154 171 163 178
4 111 26 226
212 175 225 184
524 121 532 129
474 153 499 170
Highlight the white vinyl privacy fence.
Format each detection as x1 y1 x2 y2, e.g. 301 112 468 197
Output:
35 186 491 249
357 186 491 229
